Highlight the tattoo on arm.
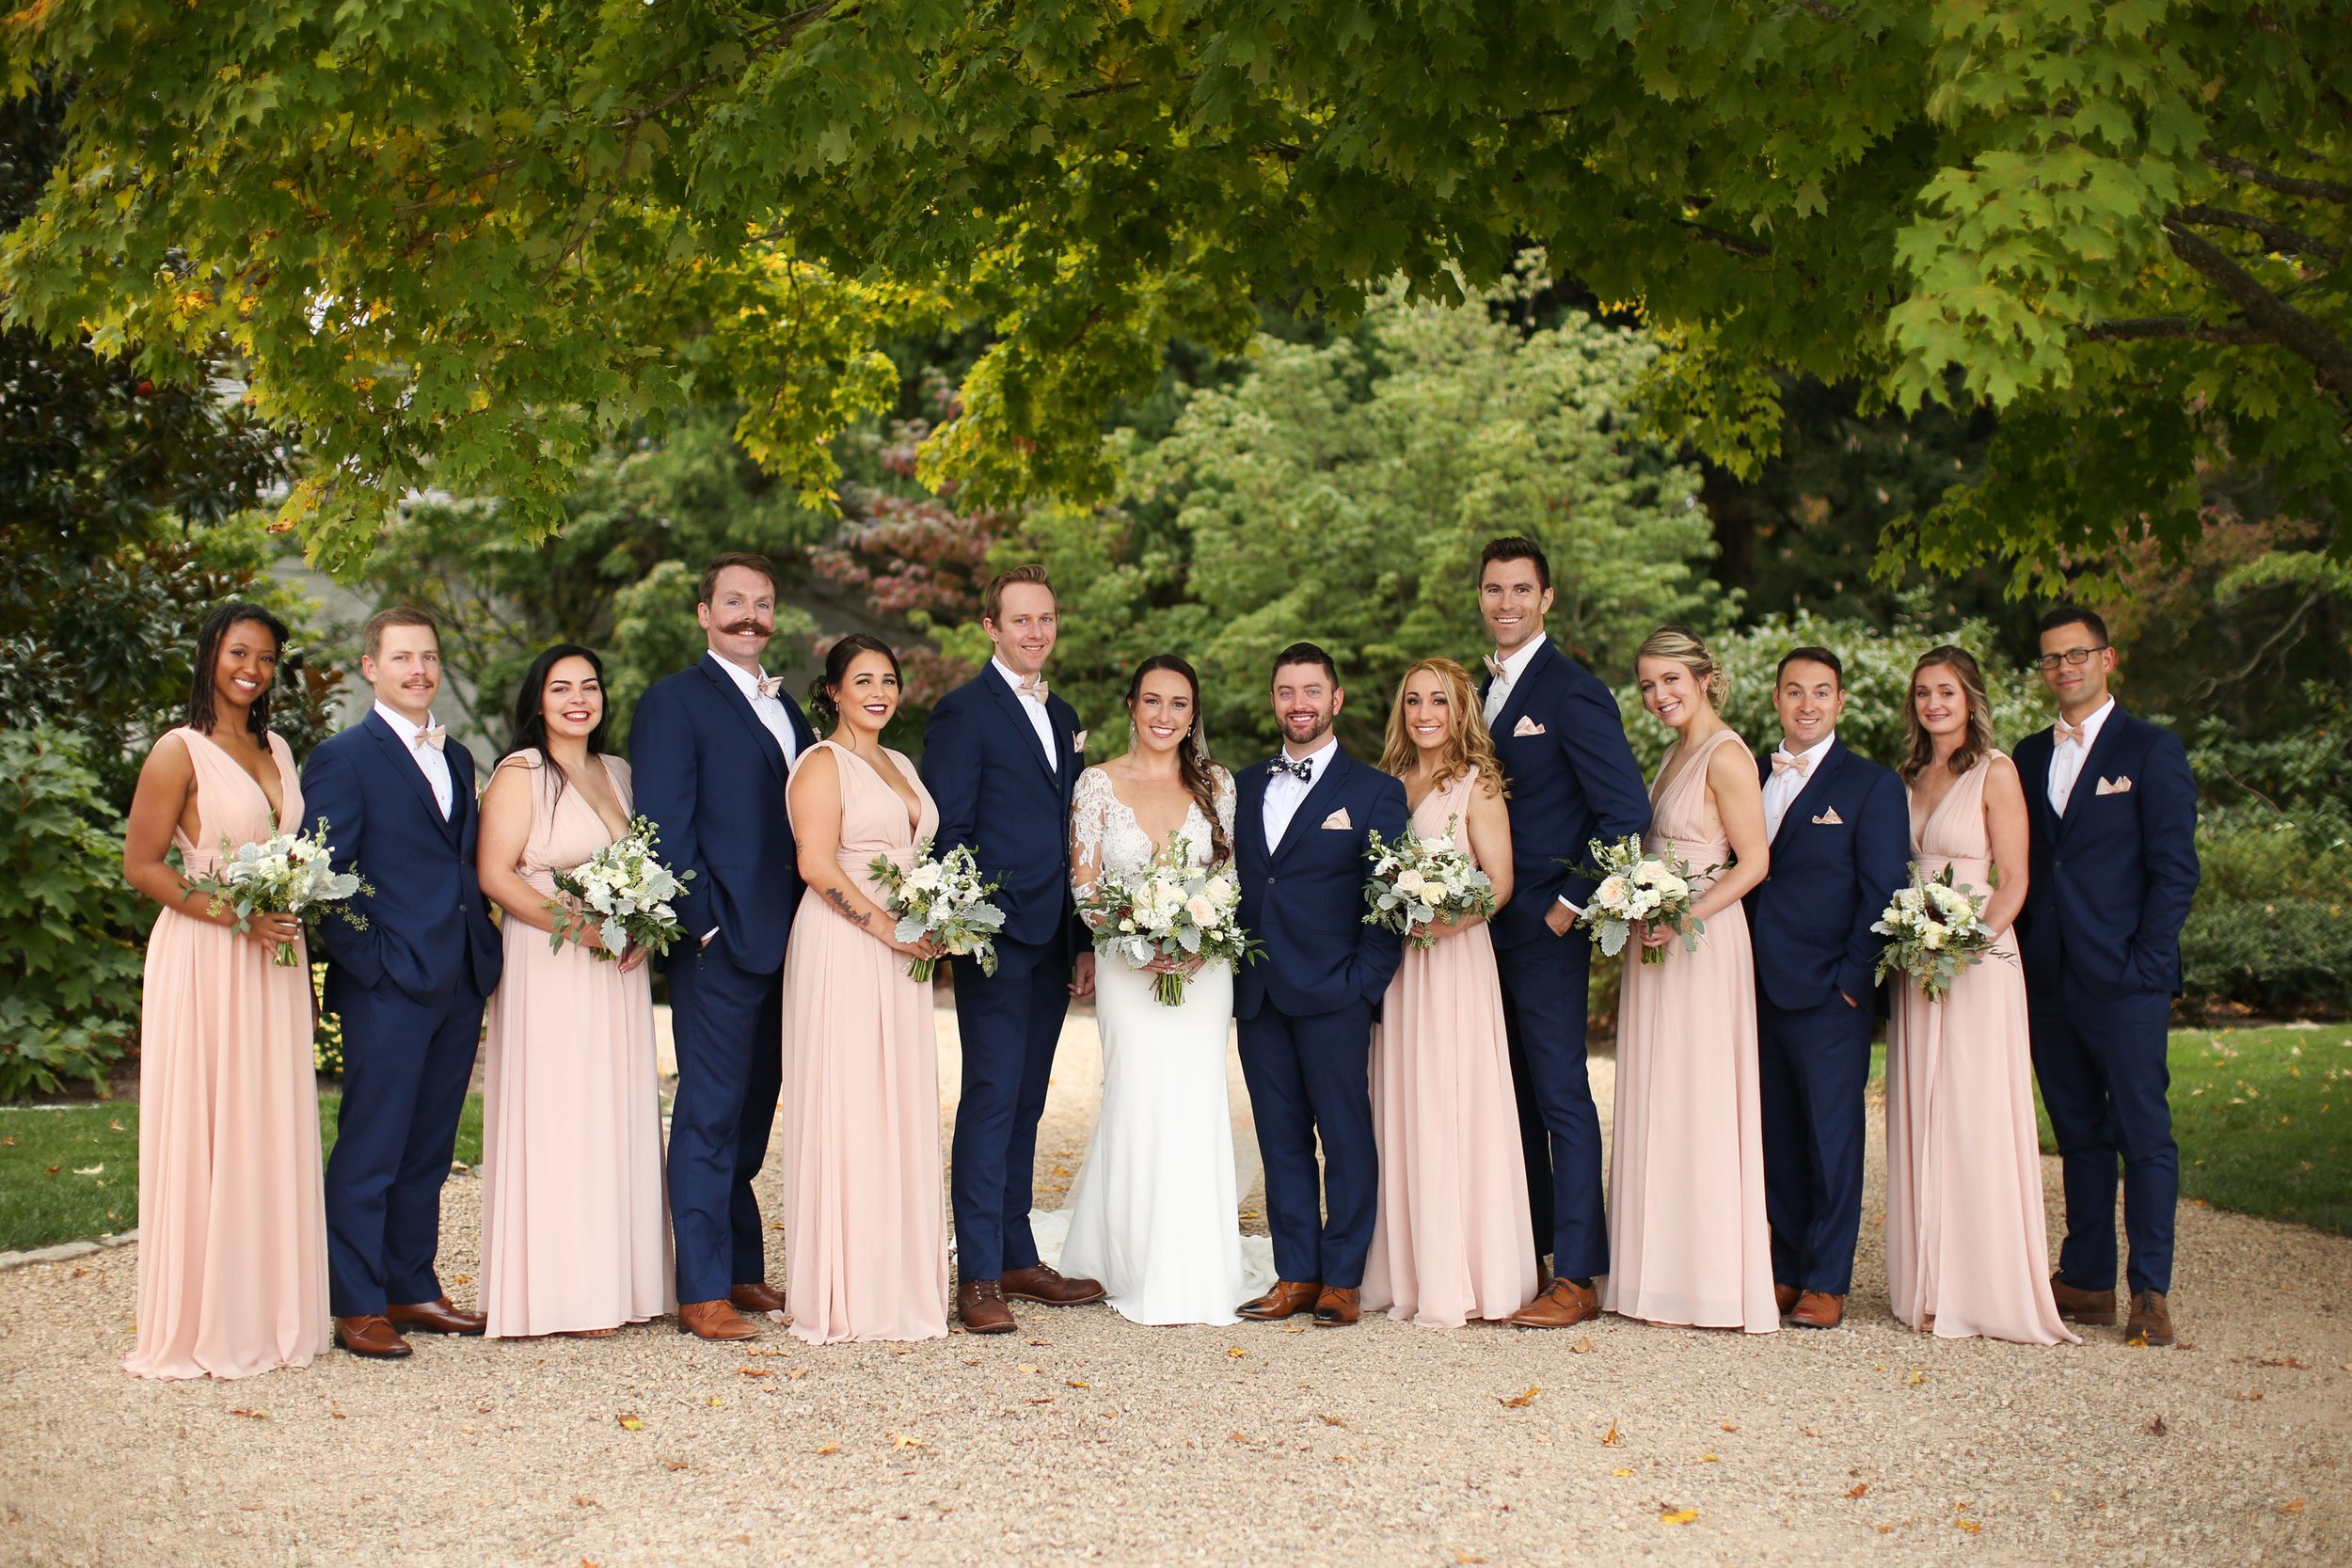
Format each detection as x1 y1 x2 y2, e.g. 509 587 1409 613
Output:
825 887 871 927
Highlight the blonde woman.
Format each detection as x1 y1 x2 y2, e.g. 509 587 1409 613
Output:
1359 658 1535 1326
1605 628 1777 1333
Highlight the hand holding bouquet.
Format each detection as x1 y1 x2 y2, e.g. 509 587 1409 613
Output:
1361 818 1498 949
1081 837 1257 1006
548 816 694 966
868 839 1005 983
1872 863 1998 1003
188 818 369 966
1578 834 1708 966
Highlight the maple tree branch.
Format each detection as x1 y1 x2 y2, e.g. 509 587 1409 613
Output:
1675 218 1772 261
2173 203 2344 266
2202 151 2352 206
617 4 846 130
2079 315 2263 345
2160 217 2352 399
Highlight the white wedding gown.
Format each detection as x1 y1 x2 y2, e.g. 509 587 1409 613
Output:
1029 766 1276 1325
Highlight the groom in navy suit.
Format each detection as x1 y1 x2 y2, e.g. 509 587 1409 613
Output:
1745 646 1909 1331
305 608 502 1359
923 565 1104 1335
632 553 818 1340
2014 606 2199 1347
1473 539 1650 1329
1231 642 1408 1329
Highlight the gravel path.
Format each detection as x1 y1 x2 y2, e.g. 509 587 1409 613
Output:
5 1006 2346 1567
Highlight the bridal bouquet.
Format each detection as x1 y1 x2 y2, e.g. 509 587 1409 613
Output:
188 818 369 966
1360 818 1497 949
1579 834 1709 965
548 816 694 962
1081 837 1255 1006
868 839 1005 983
1872 863 1999 1003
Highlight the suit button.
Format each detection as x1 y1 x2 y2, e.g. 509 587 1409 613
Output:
2053 862 2062 872
1266 877 1277 886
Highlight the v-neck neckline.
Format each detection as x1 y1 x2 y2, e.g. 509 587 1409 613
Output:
185 726 288 830
832 741 924 838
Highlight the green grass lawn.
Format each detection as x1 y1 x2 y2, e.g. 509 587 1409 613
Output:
0 1094 484 1254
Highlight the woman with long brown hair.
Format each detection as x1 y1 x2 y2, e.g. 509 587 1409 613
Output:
1359 658 1534 1326
1883 646 2075 1343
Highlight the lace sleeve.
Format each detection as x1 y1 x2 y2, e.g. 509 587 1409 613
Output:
1214 765 1238 845
1072 767 1112 899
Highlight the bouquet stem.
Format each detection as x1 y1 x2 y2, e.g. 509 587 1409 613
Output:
273 939 301 968
907 956 940 984
1639 943 1667 966
1153 971 1190 1007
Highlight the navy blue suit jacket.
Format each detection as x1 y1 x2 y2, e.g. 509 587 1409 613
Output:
1481 640 1652 950
920 669 1085 954
302 711 501 1009
1233 746 1409 1020
2013 705 2200 1000
1743 738 1912 1012
629 654 818 975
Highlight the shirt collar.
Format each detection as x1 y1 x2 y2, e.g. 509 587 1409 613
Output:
706 650 771 699
1776 729 1836 763
1279 736 1341 777
373 700 438 742
1492 631 1548 684
2059 696 2116 746
992 657 1045 694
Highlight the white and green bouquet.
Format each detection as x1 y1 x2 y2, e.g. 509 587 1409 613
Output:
1872 863 1999 1003
548 816 694 961
868 839 1005 983
1360 818 1498 950
1579 834 1708 966
189 818 368 966
1081 837 1257 1006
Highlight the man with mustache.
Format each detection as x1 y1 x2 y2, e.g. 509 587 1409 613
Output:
303 607 503 1358
633 554 818 1340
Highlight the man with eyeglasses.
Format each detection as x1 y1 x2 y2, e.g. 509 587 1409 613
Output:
2012 606 2200 1348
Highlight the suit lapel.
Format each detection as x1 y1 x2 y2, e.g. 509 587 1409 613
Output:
1237 760 1271 869
2018 732 2061 843
2059 704 2130 832
982 669 1061 790
1271 746 1350 866
1770 739 1848 853
700 656 787 784
363 711 458 840
1490 641 1556 742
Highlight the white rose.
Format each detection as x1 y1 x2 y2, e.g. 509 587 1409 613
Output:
1596 874 1627 909
1394 868 1426 895
906 863 944 893
1185 895 1217 925
1923 927 1945 950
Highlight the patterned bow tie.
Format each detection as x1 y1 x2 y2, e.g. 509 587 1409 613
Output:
1269 754 1315 784
1771 750 1810 778
414 725 447 752
754 673 787 700
2056 717 2088 748
1483 652 1508 680
1016 673 1049 704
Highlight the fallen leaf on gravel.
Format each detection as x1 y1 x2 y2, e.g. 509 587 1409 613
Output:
1018 1365 1041 1374
450 1274 472 1286
1659 1509 1698 1526
1282 1323 1310 1334
1228 1347 1248 1358
739 1368 774 1379
1845 1482 1869 1499
1230 1432 1249 1444
2146 1416 2168 1436
2258 1357 2308 1369
891 1433 926 1449
1719 1422 1739 1432
1026 1397 1053 1405
2239 1390 2265 1402
662 1461 688 1472
615 1414 643 1431
1953 1519 1981 1534
1568 1338 1597 1354
1051 1165 1073 1177
1801 1425 1821 1437
812 1443 839 1455
2279 1498 2306 1515
1697 1453 1719 1463
228 1409 267 1420
705 1397 724 1407
71 1268 87 1278
1600 1420 1621 1447
786 1368 808 1380
1453 1553 1485 1564
1906 1370 1929 1386
1066 1379 1090 1388
572 1497 596 1508
1317 1414 1346 1427
1611 1468 1632 1478
1026 1338 1051 1346
1500 1387 1540 1409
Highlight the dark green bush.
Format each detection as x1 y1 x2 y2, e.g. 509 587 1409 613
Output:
2179 801 2352 1017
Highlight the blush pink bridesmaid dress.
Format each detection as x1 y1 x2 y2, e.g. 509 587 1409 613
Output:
1362 766 1536 1326
127 727 330 1380
478 752 675 1338
1602 725 1778 1333
1885 752 2077 1344
777 740 949 1344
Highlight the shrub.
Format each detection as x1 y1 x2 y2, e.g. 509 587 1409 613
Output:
312 962 345 1078
2180 800 2352 1018
0 726 147 1098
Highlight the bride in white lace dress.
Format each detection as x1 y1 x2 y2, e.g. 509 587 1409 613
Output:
1034 657 1275 1325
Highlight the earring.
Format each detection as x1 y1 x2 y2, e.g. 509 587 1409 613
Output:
1127 720 1139 752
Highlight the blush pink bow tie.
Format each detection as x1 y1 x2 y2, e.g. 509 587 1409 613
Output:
1771 750 1810 778
1016 674 1049 704
414 725 447 752
754 674 787 700
2056 718 2088 748
1483 653 1507 680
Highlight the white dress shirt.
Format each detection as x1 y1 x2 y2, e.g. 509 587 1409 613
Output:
1482 632 1548 727
373 701 453 819
993 657 1057 773
707 652 802 768
1262 736 1339 853
2046 696 2115 816
1762 730 1836 842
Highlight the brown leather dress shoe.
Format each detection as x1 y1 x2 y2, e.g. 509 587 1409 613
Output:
730 1281 787 1315
2125 1289 2174 1347
1236 1280 1322 1321
334 1315 413 1359
389 1295 487 1336
2049 1274 2119 1325
1509 1277 1600 1329
1789 1291 1845 1329
1312 1286 1361 1328
1001 1263 1107 1306
1773 1283 1801 1316
958 1278 1018 1334
676 1299 759 1340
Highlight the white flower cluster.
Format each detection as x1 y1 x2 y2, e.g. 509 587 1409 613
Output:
1579 834 1708 964
869 839 1006 982
1872 863 1998 1002
1361 819 1497 949
548 816 693 962
1083 836 1253 1006
191 818 366 966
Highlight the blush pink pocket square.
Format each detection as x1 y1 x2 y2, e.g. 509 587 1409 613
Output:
1513 716 1546 737
1321 808 1353 831
1073 730 1089 753
1812 808 1845 826
2095 775 2133 795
